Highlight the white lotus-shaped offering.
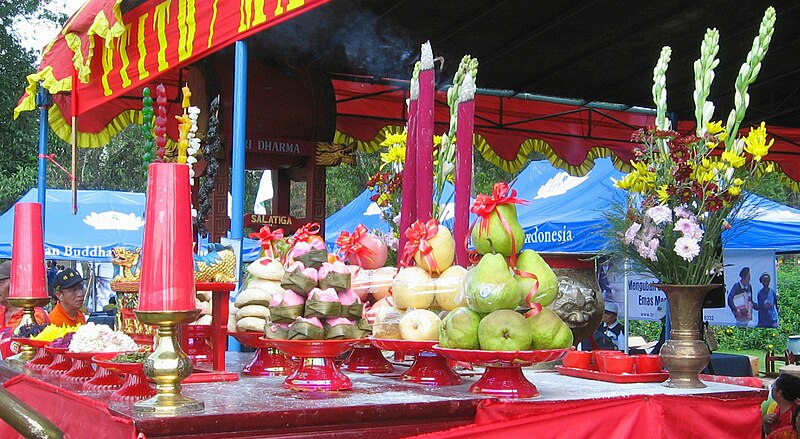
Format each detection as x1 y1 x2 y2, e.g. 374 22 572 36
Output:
83 211 145 231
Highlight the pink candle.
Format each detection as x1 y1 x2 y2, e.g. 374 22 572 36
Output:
416 42 435 221
9 203 48 299
399 94 418 258
455 95 475 267
138 163 196 312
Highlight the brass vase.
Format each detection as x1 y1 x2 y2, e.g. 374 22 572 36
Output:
654 284 720 389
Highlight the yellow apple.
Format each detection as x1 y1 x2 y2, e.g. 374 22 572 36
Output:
414 225 455 275
434 265 469 310
399 309 441 341
392 267 435 310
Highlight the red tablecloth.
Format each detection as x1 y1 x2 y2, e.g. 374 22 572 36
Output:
410 393 764 439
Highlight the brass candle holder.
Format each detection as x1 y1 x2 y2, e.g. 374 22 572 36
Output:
7 297 50 363
133 309 204 416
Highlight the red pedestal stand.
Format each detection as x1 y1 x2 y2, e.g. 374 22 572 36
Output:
269 339 358 391
370 338 461 386
343 341 394 374
68 351 129 391
61 352 99 383
14 339 52 372
93 353 156 401
230 332 294 377
434 346 571 398
42 346 72 376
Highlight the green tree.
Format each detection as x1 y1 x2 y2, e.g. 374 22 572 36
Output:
0 3 67 212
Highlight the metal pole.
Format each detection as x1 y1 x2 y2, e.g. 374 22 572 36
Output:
36 83 51 231
228 40 248 353
0 386 64 438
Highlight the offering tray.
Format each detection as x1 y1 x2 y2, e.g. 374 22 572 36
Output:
42 345 72 376
61 350 102 382
370 338 461 386
267 339 358 391
229 332 293 377
93 353 155 401
342 339 393 374
13 338 52 371
434 346 570 398
555 366 669 384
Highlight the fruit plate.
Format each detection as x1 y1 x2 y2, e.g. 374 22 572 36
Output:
368 338 437 354
370 338 460 386
433 346 570 367
435 346 572 398
228 332 294 377
555 366 669 383
12 338 49 349
266 339 359 391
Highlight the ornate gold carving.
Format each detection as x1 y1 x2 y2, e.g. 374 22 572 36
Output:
316 142 356 166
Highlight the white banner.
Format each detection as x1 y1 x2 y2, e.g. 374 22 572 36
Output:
600 250 777 327
704 249 778 327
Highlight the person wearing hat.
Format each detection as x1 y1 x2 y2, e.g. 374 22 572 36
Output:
49 268 87 327
0 261 50 332
591 302 625 351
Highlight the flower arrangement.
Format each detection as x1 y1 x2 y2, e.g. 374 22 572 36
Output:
365 132 444 236
605 7 777 286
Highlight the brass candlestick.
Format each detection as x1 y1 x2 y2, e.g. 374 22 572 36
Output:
133 309 204 416
7 297 50 363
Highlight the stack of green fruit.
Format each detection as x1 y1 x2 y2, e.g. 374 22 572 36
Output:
438 184 573 351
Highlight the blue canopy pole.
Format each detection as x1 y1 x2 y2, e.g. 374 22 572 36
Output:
36 82 52 231
228 40 248 352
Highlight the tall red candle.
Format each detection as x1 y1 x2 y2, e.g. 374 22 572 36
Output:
398 87 418 258
454 74 476 267
138 163 196 312
9 203 48 299
416 42 435 222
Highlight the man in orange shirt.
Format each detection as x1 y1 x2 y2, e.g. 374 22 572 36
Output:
0 261 50 331
49 268 87 327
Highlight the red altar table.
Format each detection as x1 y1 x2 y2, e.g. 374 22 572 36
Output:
0 354 766 438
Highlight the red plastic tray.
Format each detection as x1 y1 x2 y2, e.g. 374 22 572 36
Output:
433 346 570 366
368 338 436 354
555 366 669 383
268 339 358 358
12 338 50 349
66 351 132 362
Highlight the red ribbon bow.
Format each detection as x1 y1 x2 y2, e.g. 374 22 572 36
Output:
401 219 440 272
293 222 321 243
468 182 528 259
470 182 527 218
249 225 284 260
336 224 376 263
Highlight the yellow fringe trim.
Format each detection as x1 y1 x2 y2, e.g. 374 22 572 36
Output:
334 126 635 176
15 0 126 118
47 104 178 151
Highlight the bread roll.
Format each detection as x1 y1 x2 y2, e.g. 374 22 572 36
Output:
246 258 285 281
195 314 213 325
236 316 267 333
247 279 284 301
236 304 270 320
196 290 212 302
234 287 271 308
227 312 238 332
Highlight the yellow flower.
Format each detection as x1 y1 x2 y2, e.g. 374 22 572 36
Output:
721 150 745 168
656 185 670 203
743 122 773 161
380 132 407 147
380 145 406 167
433 135 443 146
706 121 728 141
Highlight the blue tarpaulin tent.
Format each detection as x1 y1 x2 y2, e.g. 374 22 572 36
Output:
510 157 800 254
324 183 458 251
0 189 261 262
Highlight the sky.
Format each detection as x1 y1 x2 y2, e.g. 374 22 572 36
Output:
13 0 84 56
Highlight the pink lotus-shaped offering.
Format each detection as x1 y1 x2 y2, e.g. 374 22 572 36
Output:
337 288 363 320
304 288 342 319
